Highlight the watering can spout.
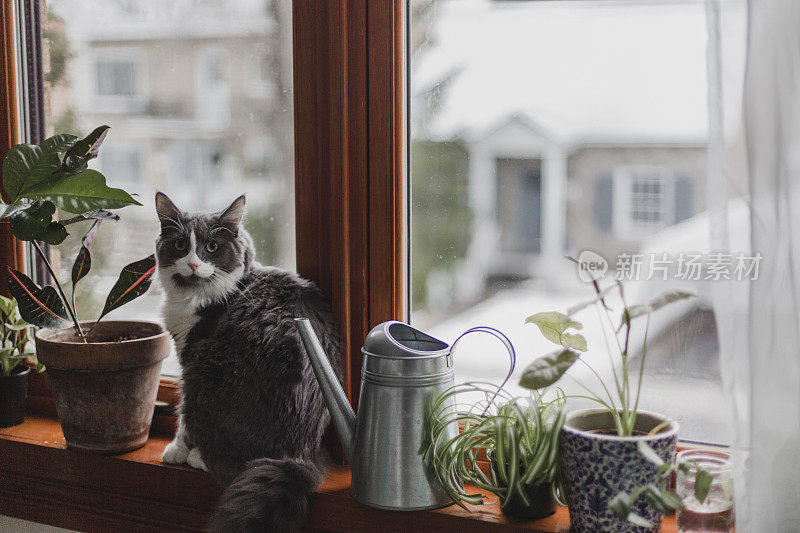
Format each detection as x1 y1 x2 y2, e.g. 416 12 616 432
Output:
295 318 356 462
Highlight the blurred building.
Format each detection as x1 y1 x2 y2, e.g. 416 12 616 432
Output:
411 0 731 304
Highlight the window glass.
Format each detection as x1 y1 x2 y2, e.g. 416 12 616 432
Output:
409 0 747 443
42 0 295 376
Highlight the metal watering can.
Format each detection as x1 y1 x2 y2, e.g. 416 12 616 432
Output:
295 318 514 510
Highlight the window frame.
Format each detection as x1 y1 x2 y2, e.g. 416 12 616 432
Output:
612 164 676 239
1 0 405 418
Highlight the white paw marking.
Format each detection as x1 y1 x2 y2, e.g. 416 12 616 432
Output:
162 439 190 464
186 447 208 471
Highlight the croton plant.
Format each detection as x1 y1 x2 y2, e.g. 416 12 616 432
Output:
0 126 156 341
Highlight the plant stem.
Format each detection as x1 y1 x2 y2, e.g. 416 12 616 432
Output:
631 314 651 422
32 241 86 341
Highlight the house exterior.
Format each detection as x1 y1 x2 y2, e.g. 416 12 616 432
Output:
46 0 295 267
455 110 706 297
411 0 722 304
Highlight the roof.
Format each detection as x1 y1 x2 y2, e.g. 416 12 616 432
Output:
412 0 746 145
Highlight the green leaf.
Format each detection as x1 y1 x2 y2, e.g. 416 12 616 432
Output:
57 125 109 174
40 133 78 154
625 289 698 321
561 332 587 352
525 311 583 346
59 209 120 225
643 484 673 514
659 488 685 510
8 201 68 245
608 491 633 519
6 268 71 329
637 441 666 467
519 348 580 390
694 466 713 503
97 255 156 321
626 512 656 529
71 219 103 288
0 294 14 317
0 201 30 219
2 144 62 201
23 169 142 214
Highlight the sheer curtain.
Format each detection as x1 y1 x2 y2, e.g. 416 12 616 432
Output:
708 0 800 530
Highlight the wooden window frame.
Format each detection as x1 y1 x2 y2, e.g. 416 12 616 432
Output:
0 2 723 531
1 0 405 414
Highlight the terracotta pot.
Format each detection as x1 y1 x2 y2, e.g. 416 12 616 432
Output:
35 321 170 454
560 409 678 533
0 365 30 428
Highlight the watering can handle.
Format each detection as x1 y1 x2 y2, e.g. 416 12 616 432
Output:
449 326 516 392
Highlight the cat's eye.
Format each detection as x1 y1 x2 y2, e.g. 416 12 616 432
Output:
206 241 218 253
174 238 188 251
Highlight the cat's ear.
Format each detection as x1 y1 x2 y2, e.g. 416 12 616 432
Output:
218 195 246 236
155 192 183 231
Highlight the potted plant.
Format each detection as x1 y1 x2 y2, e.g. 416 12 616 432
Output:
424 382 566 519
519 277 695 532
0 295 42 427
0 126 170 454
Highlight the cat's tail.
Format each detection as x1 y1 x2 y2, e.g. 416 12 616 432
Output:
210 457 323 533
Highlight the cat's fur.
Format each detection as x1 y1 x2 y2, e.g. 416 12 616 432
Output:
154 192 342 532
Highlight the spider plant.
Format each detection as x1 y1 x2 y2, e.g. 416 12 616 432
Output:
423 382 567 513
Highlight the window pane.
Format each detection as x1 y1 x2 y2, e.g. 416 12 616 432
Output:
409 0 747 443
42 0 295 376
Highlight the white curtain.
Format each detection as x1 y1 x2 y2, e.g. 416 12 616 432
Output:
708 0 800 531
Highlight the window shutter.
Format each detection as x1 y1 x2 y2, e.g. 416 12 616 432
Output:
593 171 613 231
673 175 694 223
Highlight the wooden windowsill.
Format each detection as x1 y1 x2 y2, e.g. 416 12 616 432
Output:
0 415 679 532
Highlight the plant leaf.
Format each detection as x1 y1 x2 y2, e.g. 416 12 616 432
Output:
659 488 685 510
525 311 583 346
57 125 110 174
59 209 120 225
625 289 698 321
561 332 588 352
626 512 656 529
608 491 633 519
637 441 666 467
97 255 156 320
519 348 580 389
40 133 79 154
694 466 713 503
6 268 71 329
71 219 103 288
8 201 68 245
0 201 30 219
643 484 673 514
2 144 62 201
23 169 142 214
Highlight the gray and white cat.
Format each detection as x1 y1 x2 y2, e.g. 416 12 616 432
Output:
154 192 342 532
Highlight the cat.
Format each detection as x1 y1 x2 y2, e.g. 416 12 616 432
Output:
154 192 342 532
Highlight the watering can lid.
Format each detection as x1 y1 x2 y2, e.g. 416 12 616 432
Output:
362 321 450 359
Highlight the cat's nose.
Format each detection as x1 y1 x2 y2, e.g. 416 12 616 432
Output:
188 262 199 272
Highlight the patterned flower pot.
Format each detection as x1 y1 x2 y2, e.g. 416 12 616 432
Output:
560 409 678 533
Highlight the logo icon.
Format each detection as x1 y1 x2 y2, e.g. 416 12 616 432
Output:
576 250 608 283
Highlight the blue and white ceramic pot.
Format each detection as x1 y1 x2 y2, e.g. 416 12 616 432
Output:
560 409 679 533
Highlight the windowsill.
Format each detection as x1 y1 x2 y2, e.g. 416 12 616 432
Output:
0 415 680 532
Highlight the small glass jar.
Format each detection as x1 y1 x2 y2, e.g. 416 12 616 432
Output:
675 449 735 533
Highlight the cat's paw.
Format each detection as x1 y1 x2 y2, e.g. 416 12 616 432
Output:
186 447 208 471
162 439 190 464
